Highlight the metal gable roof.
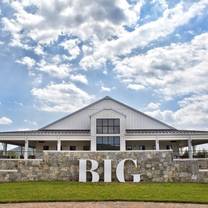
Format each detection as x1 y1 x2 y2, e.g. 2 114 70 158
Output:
40 96 175 130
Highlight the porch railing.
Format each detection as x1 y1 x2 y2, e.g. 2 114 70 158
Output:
177 150 208 159
0 149 208 159
0 150 43 159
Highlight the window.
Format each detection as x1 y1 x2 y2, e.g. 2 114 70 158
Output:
96 119 120 134
43 145 49 150
96 136 120 150
70 146 76 150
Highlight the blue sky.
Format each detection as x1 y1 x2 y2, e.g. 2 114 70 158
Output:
0 0 208 132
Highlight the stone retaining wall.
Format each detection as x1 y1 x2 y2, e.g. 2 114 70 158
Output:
0 151 207 182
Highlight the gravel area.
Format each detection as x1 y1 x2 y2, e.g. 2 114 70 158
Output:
0 202 207 208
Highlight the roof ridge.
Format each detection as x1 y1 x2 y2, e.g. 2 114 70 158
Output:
40 96 175 130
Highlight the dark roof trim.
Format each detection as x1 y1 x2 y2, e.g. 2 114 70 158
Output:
40 96 175 130
126 129 208 135
0 129 90 136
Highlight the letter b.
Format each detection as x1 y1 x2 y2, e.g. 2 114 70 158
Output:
79 159 99 182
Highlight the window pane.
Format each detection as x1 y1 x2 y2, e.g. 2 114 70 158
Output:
108 119 114 126
114 137 120 145
109 137 114 145
103 119 108 126
97 137 103 144
114 126 120 134
103 137 108 144
108 126 114 134
96 126 103 134
114 119 120 126
97 119 102 126
103 126 108 134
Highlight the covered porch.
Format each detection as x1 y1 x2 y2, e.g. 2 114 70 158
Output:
125 129 208 159
0 129 91 159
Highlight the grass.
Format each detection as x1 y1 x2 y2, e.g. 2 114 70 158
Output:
0 181 207 204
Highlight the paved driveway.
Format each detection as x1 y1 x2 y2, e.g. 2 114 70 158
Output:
0 202 207 208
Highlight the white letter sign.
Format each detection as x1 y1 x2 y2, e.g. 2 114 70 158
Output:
104 159 112 182
79 158 141 183
79 159 99 182
116 159 140 182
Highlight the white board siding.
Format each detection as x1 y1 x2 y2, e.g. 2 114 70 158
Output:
45 99 171 130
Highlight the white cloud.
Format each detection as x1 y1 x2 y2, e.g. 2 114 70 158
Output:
37 59 71 79
0 117 13 125
146 102 161 111
100 81 115 92
70 74 88 84
17 56 71 79
127 84 145 91
31 82 94 112
17 56 35 69
2 0 135 45
145 94 208 130
114 32 208 99
34 44 44 55
60 39 80 60
101 85 111 92
80 0 208 70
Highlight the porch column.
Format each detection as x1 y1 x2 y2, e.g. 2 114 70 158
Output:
57 139 61 151
24 139 29 159
91 136 96 151
120 136 126 151
20 146 23 155
188 138 193 159
155 139 160 151
3 143 7 156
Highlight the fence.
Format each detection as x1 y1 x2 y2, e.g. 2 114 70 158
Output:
0 149 208 159
0 150 43 159
177 150 208 159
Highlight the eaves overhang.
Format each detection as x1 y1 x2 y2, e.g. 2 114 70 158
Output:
0 129 91 137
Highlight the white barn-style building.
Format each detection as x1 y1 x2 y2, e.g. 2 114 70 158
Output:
0 96 208 159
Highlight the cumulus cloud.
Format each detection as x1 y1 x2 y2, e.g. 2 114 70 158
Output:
36 59 71 79
17 56 35 69
60 39 80 60
145 94 208 130
70 74 88 84
0 117 13 125
2 0 136 45
31 82 94 112
145 102 161 111
80 0 208 70
114 32 208 99
99 81 115 92
101 85 111 92
127 84 145 91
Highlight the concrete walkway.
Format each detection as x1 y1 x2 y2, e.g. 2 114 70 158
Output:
0 202 207 208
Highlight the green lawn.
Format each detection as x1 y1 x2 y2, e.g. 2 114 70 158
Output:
0 182 207 204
